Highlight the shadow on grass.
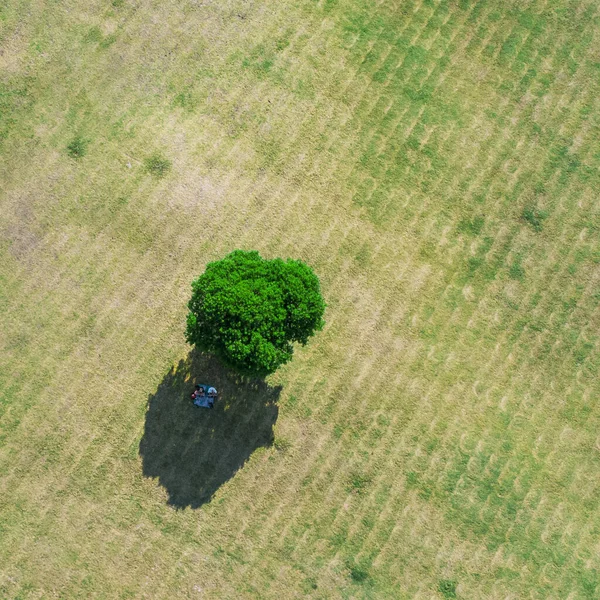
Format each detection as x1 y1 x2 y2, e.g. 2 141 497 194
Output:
139 350 280 509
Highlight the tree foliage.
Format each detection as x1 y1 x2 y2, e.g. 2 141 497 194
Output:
185 250 325 376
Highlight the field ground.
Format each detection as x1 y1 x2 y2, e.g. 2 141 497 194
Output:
1 0 600 597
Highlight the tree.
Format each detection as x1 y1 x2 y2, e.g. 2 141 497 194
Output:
185 250 325 376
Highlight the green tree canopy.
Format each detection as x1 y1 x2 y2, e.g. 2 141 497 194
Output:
185 250 325 376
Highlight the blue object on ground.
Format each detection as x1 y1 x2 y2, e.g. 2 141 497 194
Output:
194 396 213 408
192 384 217 409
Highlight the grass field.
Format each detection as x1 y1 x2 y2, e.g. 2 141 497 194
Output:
2 0 600 597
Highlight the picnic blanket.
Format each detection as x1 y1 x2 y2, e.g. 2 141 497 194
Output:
194 396 213 408
192 384 217 408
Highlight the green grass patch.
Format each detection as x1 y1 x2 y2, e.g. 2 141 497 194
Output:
439 579 457 598
66 136 89 159
144 153 172 178
521 206 548 232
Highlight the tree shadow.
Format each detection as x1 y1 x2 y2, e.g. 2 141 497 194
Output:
139 350 280 509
